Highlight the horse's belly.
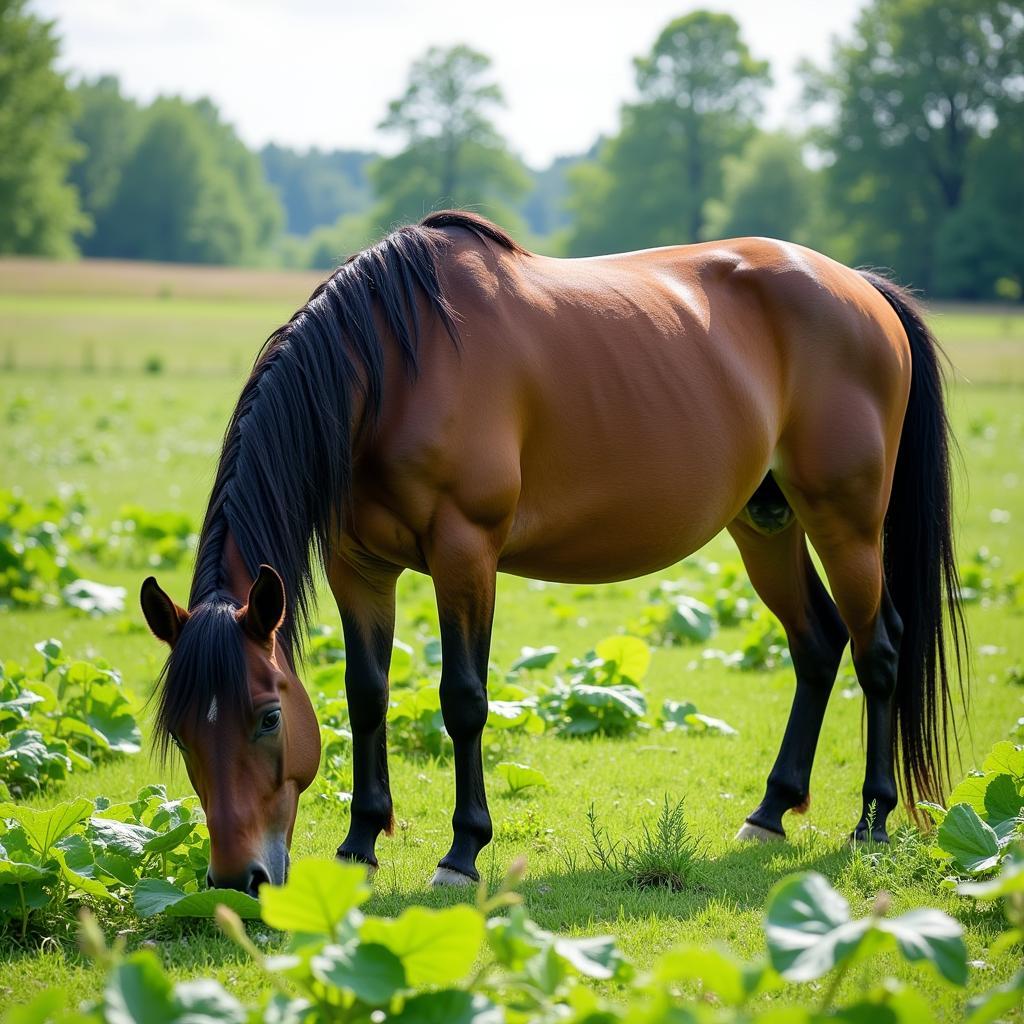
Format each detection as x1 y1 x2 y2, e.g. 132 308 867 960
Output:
498 455 748 584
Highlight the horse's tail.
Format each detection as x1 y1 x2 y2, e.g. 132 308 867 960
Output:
859 270 968 810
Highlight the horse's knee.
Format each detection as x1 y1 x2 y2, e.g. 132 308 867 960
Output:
346 669 389 733
439 673 488 739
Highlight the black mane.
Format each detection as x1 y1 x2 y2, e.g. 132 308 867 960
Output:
154 211 526 747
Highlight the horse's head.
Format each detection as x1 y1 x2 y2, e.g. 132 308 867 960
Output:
140 566 320 895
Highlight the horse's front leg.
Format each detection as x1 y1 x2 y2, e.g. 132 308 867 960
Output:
426 520 497 886
329 554 401 872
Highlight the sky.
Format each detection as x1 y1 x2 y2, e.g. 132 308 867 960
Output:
38 0 865 169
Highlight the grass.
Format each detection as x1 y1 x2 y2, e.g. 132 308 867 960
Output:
1 258 1022 1017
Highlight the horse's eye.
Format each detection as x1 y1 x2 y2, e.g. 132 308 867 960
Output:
259 708 282 735
169 733 185 752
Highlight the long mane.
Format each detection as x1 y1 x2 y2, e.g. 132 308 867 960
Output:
186 210 526 658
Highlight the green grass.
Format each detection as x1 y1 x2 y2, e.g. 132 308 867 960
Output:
1 260 1022 1017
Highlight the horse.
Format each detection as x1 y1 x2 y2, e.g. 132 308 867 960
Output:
140 210 966 894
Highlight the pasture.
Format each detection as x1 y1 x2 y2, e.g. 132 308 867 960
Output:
0 256 1022 1019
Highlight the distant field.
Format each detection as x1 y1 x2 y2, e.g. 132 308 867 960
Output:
1 257 1022 383
1 257 1022 1017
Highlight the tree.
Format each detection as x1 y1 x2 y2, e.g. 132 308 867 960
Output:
0 0 86 256
68 76 140 253
805 0 1024 295
566 12 770 256
94 98 281 264
703 133 820 244
261 144 374 236
372 44 527 229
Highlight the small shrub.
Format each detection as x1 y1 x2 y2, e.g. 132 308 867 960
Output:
584 797 705 892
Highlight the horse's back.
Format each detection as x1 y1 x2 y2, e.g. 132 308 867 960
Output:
357 230 911 582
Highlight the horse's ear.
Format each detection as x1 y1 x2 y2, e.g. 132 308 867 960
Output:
140 576 189 647
241 564 286 644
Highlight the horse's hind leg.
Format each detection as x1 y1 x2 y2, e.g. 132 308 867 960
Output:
729 511 848 840
777 415 903 842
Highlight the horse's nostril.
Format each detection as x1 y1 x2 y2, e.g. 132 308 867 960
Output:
247 864 270 898
206 870 215 889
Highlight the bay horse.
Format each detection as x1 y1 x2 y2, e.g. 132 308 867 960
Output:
141 211 965 894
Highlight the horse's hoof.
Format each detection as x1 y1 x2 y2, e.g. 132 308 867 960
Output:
430 866 477 887
336 850 378 879
848 829 890 847
735 821 786 843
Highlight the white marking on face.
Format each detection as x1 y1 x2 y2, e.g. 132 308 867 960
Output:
207 696 218 724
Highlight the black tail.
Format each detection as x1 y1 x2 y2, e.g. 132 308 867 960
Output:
860 270 968 810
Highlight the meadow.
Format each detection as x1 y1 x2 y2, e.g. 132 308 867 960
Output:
0 256 1022 1020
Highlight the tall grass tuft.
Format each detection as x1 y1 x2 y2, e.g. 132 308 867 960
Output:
584 796 705 892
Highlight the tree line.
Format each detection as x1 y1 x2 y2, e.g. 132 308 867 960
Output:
1 0 1021 299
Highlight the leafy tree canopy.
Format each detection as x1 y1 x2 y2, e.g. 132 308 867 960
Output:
566 12 770 256
0 0 86 257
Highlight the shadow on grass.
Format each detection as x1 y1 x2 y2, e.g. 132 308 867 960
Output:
511 838 856 931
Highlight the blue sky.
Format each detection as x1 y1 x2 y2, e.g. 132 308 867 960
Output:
39 0 865 168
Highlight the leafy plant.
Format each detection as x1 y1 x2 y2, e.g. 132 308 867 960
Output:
765 873 967 996
630 593 717 645
659 698 737 735
0 641 139 796
496 761 548 795
0 490 83 609
0 785 211 936
703 616 792 672
387 678 449 759
920 740 1023 878
538 635 650 737
19 853 1017 1024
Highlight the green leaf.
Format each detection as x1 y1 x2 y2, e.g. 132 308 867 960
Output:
170 978 248 1023
765 872 872 981
916 801 948 826
958 847 1024 899
983 742 1024 781
686 712 738 735
141 821 195 855
390 991 502 1023
103 951 174 1024
134 879 262 920
52 847 115 901
310 941 406 1005
3 989 67 1024
984 773 1024 826
553 934 628 980
260 858 370 935
948 773 991 817
133 878 186 918
655 944 773 1006
0 797 92 855
594 635 651 683
938 804 1001 873
668 596 716 642
61 578 126 615
965 967 1024 1024
571 683 646 718
510 646 559 671
166 889 261 920
878 909 967 985
496 762 548 794
0 857 51 885
361 904 484 987
660 699 699 730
